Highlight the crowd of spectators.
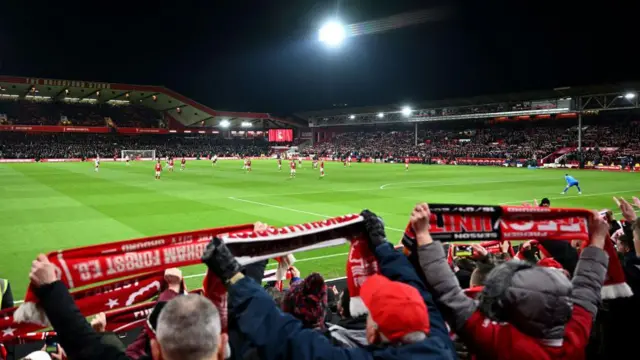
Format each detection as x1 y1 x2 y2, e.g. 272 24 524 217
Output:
305 118 640 165
1 104 640 360
0 100 163 128
6 197 640 360
0 133 270 159
306 126 564 161
564 122 640 165
1 120 639 166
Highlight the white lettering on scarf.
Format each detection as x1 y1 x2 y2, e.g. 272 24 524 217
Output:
105 250 161 276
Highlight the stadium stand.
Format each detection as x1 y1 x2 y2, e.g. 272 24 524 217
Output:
2 78 640 360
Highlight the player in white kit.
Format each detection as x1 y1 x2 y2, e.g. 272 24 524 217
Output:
94 156 100 172
125 155 130 166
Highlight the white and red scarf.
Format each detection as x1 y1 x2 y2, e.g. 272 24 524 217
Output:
402 204 632 300
1 271 167 343
12 215 367 339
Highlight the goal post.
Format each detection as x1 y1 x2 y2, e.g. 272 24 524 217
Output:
121 149 156 161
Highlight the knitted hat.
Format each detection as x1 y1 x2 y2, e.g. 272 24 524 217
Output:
282 273 327 329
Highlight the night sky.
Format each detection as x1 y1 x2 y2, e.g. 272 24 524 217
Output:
0 1 636 114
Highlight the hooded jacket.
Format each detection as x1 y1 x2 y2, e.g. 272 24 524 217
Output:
418 243 608 360
327 315 368 348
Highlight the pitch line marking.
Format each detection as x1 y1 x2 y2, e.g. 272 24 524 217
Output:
183 252 350 280
228 197 405 233
379 176 558 190
500 189 640 205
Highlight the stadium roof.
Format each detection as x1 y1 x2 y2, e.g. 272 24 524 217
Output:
0 75 305 129
295 82 640 119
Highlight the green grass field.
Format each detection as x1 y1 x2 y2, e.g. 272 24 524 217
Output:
1 160 639 298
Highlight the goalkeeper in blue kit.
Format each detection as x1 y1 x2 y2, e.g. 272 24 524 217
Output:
561 174 582 195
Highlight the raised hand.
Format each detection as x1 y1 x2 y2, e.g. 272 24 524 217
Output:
201 237 242 283
588 211 609 249
471 243 488 256
614 196 638 222
410 203 433 246
360 209 388 249
90 312 107 333
29 254 60 287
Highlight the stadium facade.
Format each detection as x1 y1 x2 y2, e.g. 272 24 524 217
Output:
0 75 304 133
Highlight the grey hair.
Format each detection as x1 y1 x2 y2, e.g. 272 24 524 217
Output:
370 318 426 344
156 294 221 360
380 331 427 344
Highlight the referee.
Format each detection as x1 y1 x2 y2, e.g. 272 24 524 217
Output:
0 278 13 310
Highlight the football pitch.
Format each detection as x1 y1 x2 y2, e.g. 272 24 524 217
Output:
1 160 639 298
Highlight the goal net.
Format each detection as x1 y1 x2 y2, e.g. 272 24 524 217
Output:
121 149 156 161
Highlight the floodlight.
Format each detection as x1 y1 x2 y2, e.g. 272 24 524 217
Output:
319 21 346 47
401 106 412 117
241 121 252 128
625 92 636 99
377 112 384 118
349 114 355 120
220 119 230 128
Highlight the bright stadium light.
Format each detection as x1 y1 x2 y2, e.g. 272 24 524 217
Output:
319 21 346 47
401 106 412 117
349 114 355 120
625 92 636 99
241 121 252 128
220 119 230 128
377 112 384 118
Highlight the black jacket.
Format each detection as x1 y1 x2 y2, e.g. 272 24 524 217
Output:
35 281 130 360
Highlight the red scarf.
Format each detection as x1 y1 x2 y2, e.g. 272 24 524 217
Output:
1 271 167 343
13 224 252 330
345 237 379 317
14 215 365 335
402 204 632 299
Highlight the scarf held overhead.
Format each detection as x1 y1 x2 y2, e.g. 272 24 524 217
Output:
401 204 631 300
15 215 367 331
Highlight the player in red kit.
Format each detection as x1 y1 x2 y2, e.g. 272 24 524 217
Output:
319 160 325 178
278 158 282 171
290 160 296 178
405 158 409 171
246 159 252 172
180 157 186 171
343 158 347 167
155 160 162 180
168 158 175 172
